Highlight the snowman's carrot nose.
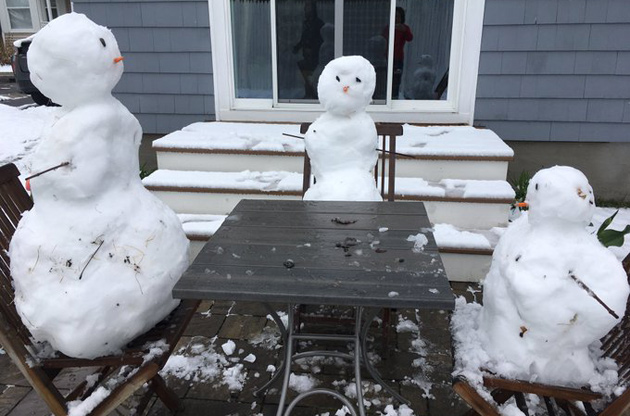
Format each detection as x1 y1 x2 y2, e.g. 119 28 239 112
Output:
25 179 31 192
114 56 124 64
343 86 349 93
515 202 528 208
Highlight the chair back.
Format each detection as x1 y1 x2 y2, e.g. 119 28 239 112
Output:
601 253 630 386
300 122 403 201
0 163 34 347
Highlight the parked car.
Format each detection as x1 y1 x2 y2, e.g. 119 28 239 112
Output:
11 38 55 106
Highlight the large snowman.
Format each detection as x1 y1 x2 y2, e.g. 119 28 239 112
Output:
479 166 629 385
9 13 189 359
303 55 382 201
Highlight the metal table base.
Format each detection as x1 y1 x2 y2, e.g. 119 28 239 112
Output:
255 304 411 416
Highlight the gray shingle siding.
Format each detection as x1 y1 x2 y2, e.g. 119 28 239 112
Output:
73 0 213 134
476 0 630 142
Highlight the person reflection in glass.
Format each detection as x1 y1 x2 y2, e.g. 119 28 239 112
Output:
382 7 413 99
293 0 324 99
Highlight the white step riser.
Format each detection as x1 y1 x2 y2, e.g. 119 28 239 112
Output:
151 190 510 229
155 151 508 181
440 252 491 282
156 152 305 175
187 239 490 282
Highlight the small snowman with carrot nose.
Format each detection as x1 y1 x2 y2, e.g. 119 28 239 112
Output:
303 55 382 201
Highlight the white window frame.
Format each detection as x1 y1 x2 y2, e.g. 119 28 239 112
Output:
209 0 485 125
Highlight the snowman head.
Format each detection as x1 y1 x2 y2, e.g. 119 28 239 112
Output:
318 56 376 116
526 166 595 227
28 13 124 107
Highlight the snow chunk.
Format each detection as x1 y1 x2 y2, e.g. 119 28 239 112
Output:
289 373 318 393
221 340 236 356
407 233 429 252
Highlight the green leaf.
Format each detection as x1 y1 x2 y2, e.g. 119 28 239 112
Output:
597 210 618 236
598 225 630 247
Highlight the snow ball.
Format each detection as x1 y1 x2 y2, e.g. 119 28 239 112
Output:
388 291 399 298
379 227 389 233
289 373 318 393
28 13 123 107
266 364 276 373
526 166 595 226
318 56 376 116
429 288 439 294
221 340 236 356
243 353 256 363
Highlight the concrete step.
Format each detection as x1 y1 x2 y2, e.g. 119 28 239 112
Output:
177 213 499 282
153 122 514 181
144 170 515 229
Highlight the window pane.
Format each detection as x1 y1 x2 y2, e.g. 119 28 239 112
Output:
343 0 390 103
8 8 33 29
276 0 334 103
6 0 29 7
393 0 453 101
231 0 273 98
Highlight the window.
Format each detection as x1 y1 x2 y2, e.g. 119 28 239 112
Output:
6 0 33 30
210 0 485 124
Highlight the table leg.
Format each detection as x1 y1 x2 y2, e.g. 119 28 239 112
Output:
277 304 295 414
360 308 411 406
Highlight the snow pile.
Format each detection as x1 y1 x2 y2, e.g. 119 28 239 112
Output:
8 13 189 359
0 104 56 172
303 56 382 201
160 336 249 392
454 166 630 403
433 224 492 250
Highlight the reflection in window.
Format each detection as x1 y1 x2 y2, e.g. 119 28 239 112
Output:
276 0 334 103
231 0 273 98
343 0 390 103
394 0 453 101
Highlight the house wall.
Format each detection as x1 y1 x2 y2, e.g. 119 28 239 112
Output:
475 0 630 143
475 0 630 202
73 0 215 134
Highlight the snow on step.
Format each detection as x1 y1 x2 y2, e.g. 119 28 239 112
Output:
154 122 304 153
143 170 515 201
153 122 514 159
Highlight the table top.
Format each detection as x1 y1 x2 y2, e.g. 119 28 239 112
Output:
173 200 454 310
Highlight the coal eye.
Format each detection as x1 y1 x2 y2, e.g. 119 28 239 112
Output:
356 77 361 83
335 76 340 82
99 38 106 47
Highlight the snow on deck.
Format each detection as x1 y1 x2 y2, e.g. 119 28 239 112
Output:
153 122 514 158
143 170 516 200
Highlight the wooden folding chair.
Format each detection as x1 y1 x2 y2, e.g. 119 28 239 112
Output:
0 163 200 415
298 122 404 350
453 252 630 416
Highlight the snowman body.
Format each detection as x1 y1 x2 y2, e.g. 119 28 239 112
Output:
480 166 629 385
9 13 189 359
304 56 381 202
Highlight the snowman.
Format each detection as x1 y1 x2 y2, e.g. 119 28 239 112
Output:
9 13 189 359
479 166 629 385
303 55 382 201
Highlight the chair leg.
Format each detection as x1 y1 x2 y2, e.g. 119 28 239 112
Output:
150 374 180 412
452 377 502 416
381 308 391 353
514 392 529 415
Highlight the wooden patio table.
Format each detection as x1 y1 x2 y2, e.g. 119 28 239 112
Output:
172 199 454 416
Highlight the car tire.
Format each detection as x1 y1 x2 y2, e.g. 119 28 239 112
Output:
30 91 55 106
